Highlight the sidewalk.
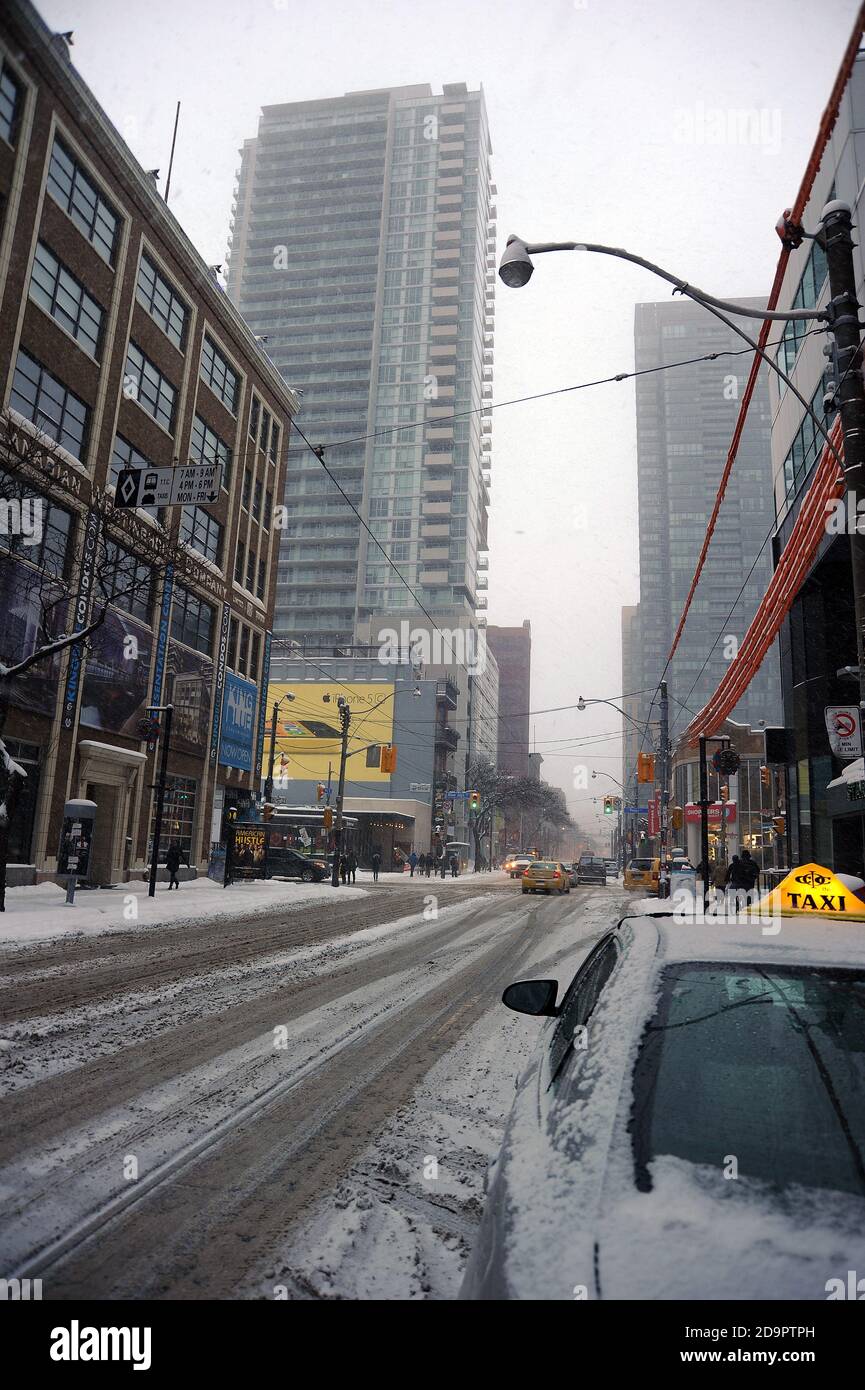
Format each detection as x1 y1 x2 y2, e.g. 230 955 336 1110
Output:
0 877 368 947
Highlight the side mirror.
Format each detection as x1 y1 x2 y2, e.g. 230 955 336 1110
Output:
502 979 559 1017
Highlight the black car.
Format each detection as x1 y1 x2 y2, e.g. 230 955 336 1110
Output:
577 855 607 885
266 848 329 882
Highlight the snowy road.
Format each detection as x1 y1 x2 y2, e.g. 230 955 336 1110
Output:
0 875 629 1299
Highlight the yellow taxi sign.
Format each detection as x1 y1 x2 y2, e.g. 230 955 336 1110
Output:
753 862 865 921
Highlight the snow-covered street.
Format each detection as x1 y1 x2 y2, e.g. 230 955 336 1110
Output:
0 874 628 1298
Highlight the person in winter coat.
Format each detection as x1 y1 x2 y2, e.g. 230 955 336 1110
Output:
418 852 427 876
340 854 349 885
409 850 418 877
449 852 458 878
371 851 381 883
711 858 728 900
348 852 358 883
165 841 185 890
740 849 760 894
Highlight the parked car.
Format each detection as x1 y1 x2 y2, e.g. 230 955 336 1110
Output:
624 856 659 894
576 855 607 885
521 861 570 895
460 913 865 1300
267 848 329 882
505 854 536 879
604 859 619 879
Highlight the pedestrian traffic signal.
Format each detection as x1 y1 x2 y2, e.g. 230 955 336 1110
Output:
773 816 786 835
380 744 397 773
469 789 480 812
760 765 771 789
316 783 326 802
323 808 333 830
637 752 655 784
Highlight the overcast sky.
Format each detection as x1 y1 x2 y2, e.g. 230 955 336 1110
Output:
38 0 861 837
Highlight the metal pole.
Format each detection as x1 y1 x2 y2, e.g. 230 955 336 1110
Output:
148 704 173 899
263 700 279 805
164 100 181 204
658 680 669 896
331 702 350 888
698 735 710 911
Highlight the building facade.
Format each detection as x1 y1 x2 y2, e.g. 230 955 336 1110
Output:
0 1 298 883
623 297 782 808
769 52 864 874
486 620 531 777
226 83 495 653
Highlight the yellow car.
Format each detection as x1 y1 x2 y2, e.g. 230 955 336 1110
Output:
624 856 660 894
521 861 570 895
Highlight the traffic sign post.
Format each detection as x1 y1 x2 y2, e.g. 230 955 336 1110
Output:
114 463 223 510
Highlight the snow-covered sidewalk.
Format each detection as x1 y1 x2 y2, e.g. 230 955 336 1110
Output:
0 877 369 946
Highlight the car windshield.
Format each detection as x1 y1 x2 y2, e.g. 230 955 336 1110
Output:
531 861 557 870
632 963 865 1197
630 860 652 871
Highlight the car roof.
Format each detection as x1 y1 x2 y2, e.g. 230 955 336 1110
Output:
635 910 865 970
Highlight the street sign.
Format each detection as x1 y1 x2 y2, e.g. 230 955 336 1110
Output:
114 463 222 509
825 705 863 760
409 782 431 792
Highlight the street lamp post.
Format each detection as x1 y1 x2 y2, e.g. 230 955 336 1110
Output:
501 220 865 706
330 696 351 889
263 692 296 806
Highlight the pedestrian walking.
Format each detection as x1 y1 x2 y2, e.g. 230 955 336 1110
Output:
165 841 185 890
340 854 349 885
425 854 432 877
740 849 760 896
449 852 458 878
418 852 426 876
711 858 728 902
349 852 358 884
409 849 418 878
371 851 381 883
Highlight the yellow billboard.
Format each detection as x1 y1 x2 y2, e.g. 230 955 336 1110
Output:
268 681 395 785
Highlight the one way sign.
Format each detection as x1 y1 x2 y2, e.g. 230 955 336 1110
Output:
114 463 222 509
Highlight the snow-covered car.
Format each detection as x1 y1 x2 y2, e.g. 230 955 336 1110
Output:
505 854 535 879
460 913 865 1300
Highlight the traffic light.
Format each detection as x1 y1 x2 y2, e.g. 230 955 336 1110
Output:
671 806 683 831
603 795 613 815
637 752 655 784
323 807 333 830
380 745 397 773
760 765 771 789
773 816 786 836
719 784 729 801
316 783 326 802
469 789 480 812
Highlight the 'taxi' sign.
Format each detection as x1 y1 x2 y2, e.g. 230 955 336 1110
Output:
755 863 865 920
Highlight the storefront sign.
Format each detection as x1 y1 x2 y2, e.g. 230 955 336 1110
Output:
684 802 737 824
825 705 863 760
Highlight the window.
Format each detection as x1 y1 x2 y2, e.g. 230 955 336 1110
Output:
259 407 271 453
10 349 89 461
46 137 118 264
170 584 214 654
250 631 261 684
632 963 865 1198
0 60 23 147
257 557 266 601
777 237 830 378
242 468 252 511
0 474 71 577
150 774 196 862
99 539 152 621
180 505 222 565
550 935 619 1081
249 396 260 440
110 434 153 487
234 539 245 585
227 614 239 670
190 414 232 489
252 479 262 522
263 490 273 530
136 253 187 349
200 334 238 413
246 545 256 592
125 341 176 433
269 423 280 464
29 241 104 357
238 625 249 675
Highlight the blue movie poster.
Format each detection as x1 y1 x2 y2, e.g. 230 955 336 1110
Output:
219 672 257 771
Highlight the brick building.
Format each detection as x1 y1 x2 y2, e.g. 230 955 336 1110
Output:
0 1 299 884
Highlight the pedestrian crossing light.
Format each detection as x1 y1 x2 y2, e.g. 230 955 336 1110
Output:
760 765 771 789
380 744 397 773
469 789 480 812
323 807 333 830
